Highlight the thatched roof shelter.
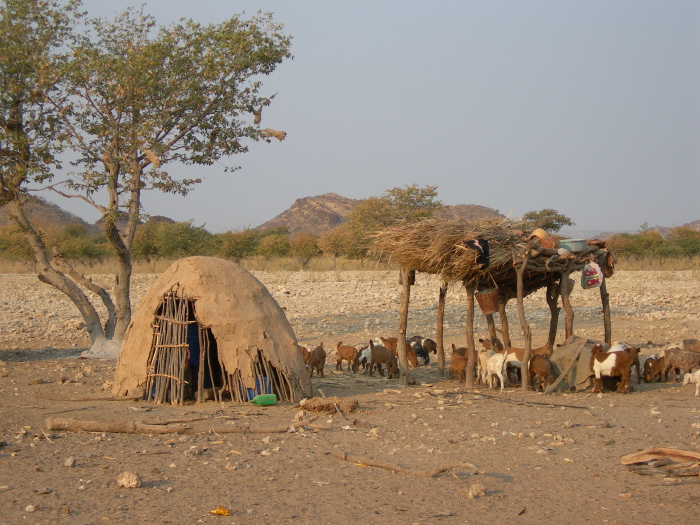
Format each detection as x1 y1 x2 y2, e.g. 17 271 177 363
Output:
370 217 616 390
371 216 614 295
113 257 312 404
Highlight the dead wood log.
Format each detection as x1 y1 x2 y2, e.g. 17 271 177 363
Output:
46 415 321 435
329 449 477 478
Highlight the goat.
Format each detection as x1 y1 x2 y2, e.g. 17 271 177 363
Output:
307 343 326 378
449 348 467 382
590 344 639 394
642 355 665 383
368 341 399 379
477 349 495 386
298 345 310 364
683 338 700 353
682 370 700 396
336 342 359 372
380 336 418 368
486 352 508 393
412 340 430 366
352 345 371 373
661 348 700 382
480 339 553 385
451 344 468 358
529 354 557 392
609 342 642 383
422 338 437 355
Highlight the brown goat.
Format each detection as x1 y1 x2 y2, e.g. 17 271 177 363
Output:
529 354 557 392
661 348 700 382
449 350 467 382
590 344 640 394
380 337 418 368
307 343 326 378
642 356 665 383
683 339 700 353
368 341 399 379
298 345 310 364
336 342 358 372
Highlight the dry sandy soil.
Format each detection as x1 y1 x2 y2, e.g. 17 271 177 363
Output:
1 269 700 524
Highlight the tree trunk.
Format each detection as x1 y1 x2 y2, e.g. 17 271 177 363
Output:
600 277 612 345
7 200 106 344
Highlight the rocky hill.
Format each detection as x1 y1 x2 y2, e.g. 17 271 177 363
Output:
256 194 505 236
255 193 361 235
0 196 98 233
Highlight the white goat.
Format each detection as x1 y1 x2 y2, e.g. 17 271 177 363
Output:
486 352 508 393
682 370 700 396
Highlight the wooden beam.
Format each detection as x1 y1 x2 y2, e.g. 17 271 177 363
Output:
397 267 412 386
560 260 575 339
464 283 477 388
600 276 612 345
515 252 532 392
498 295 511 348
546 281 561 350
436 281 447 377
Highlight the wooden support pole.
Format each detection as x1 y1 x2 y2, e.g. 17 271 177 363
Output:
515 252 532 392
600 276 612 345
498 295 511 348
397 267 412 387
436 281 447 377
561 260 575 339
485 313 498 348
546 281 561 351
464 283 477 388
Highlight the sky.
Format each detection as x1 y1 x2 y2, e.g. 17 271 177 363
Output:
43 1 700 233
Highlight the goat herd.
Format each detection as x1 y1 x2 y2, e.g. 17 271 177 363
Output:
298 336 700 396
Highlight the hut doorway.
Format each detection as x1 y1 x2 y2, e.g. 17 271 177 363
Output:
145 292 223 404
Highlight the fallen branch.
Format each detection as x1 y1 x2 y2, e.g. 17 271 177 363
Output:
329 449 477 479
47 415 320 435
464 390 586 409
37 394 141 402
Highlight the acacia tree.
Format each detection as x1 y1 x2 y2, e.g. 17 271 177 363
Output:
1 2 292 349
521 208 574 233
0 1 110 334
343 184 443 259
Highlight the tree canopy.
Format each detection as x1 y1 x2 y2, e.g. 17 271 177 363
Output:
0 0 292 347
521 208 574 233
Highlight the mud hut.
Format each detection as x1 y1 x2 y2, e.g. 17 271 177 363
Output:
113 257 312 404
372 217 616 390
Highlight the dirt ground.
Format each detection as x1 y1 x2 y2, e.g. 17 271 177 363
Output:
1 270 700 524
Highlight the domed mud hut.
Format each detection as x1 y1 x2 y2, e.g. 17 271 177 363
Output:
371 217 616 391
113 257 313 404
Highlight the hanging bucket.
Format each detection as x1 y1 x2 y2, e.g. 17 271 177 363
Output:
475 288 499 315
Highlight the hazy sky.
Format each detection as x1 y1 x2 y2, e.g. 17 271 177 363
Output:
45 1 699 233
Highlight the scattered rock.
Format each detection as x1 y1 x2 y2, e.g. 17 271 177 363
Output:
117 471 142 488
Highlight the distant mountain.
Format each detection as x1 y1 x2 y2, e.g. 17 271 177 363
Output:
255 193 361 235
255 195 506 236
0 196 99 234
437 204 503 221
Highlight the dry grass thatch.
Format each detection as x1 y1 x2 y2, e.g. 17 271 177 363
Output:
370 217 529 285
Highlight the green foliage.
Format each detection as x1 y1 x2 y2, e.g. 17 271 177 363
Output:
0 225 32 261
607 227 700 261
0 0 80 206
257 234 290 259
216 228 261 261
343 184 443 258
521 208 574 233
289 232 321 269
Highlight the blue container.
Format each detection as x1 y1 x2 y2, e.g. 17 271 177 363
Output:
244 377 271 401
